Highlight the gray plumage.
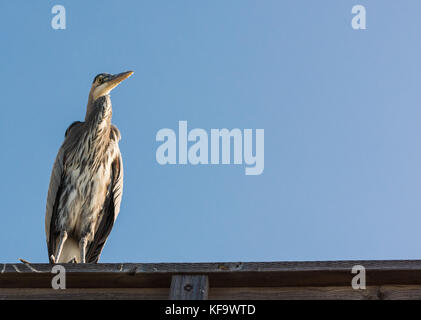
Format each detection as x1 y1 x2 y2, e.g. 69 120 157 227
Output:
45 71 133 263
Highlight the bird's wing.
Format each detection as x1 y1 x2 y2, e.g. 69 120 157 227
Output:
65 121 83 138
45 121 83 262
86 134 123 263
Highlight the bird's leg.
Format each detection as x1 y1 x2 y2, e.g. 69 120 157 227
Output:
54 231 68 263
79 238 88 263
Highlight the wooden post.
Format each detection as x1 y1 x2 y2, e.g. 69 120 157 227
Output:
169 275 209 300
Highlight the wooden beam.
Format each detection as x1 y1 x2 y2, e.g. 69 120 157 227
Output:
3 285 421 300
209 285 421 300
169 275 209 300
0 288 168 300
2 260 421 290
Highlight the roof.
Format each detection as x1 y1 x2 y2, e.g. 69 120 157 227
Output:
2 260 421 299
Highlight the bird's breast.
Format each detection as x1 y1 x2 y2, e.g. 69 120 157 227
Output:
58 129 118 239
59 163 109 238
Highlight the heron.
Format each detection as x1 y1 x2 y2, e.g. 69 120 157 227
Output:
45 71 133 263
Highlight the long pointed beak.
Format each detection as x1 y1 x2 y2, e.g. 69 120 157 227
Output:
104 71 134 91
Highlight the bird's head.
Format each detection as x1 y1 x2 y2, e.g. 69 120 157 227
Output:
89 71 134 102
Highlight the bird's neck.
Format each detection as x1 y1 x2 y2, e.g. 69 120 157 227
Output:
64 96 112 168
85 95 112 129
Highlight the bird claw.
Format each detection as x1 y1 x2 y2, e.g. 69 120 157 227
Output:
50 255 56 264
67 257 77 264
19 258 32 264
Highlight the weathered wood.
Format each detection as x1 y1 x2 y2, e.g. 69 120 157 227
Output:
210 285 421 300
0 288 168 300
2 260 421 289
3 285 421 300
169 275 209 300
2 260 421 299
210 286 379 300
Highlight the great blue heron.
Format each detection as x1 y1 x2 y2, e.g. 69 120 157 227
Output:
45 71 133 263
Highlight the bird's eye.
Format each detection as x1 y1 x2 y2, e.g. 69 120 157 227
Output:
97 77 103 84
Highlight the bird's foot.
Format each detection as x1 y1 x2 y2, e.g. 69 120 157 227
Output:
50 255 56 264
19 258 32 264
67 257 77 264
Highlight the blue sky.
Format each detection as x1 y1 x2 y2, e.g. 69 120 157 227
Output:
1 1 421 263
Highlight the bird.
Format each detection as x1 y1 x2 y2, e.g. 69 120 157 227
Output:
45 71 133 263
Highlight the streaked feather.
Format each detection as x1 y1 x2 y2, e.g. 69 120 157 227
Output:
45 96 123 263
